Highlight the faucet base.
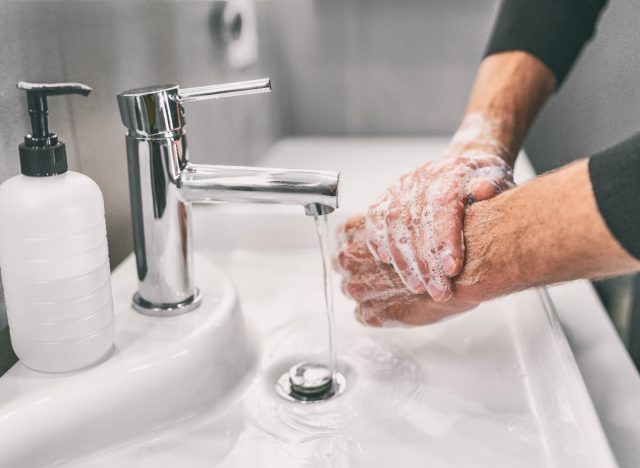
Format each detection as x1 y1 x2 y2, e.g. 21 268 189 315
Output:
132 289 203 316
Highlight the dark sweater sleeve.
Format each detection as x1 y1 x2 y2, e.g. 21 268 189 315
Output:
589 133 640 260
485 0 609 86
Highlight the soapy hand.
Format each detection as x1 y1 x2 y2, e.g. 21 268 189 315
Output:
334 216 484 327
365 113 514 301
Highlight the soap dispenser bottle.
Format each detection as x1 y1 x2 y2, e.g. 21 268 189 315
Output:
0 82 115 372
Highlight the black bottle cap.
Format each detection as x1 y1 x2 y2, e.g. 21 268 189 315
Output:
16 82 92 177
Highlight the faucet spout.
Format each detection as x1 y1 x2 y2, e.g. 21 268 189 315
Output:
180 164 339 213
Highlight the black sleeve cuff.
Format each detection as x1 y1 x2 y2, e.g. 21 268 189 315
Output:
589 133 640 260
485 0 608 87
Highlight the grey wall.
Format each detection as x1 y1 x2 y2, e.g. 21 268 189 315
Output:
526 0 640 171
273 0 501 136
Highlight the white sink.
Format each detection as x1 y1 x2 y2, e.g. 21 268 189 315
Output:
0 138 617 467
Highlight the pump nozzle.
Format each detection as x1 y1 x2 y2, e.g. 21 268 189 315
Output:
16 81 92 176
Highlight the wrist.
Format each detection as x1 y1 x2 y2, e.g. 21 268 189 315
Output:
455 51 556 165
455 188 528 301
447 112 518 166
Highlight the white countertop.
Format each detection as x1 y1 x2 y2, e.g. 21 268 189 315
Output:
260 138 640 467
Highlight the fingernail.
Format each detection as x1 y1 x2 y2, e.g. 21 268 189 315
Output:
427 281 452 302
434 288 453 302
442 253 458 276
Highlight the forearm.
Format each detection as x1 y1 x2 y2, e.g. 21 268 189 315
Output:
450 51 556 166
460 160 640 300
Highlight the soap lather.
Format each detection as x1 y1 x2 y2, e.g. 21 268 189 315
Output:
0 82 115 373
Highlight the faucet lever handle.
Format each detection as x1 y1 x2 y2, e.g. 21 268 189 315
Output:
177 78 271 103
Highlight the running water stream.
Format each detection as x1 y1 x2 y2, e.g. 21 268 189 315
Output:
275 211 346 402
313 213 338 377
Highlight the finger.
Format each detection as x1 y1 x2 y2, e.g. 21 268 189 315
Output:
407 169 432 285
385 195 427 293
332 252 344 275
469 175 514 201
344 273 407 302
468 157 514 200
341 278 350 298
345 280 369 302
335 228 380 277
355 304 382 327
338 215 366 245
470 179 499 201
355 296 434 327
342 215 366 235
385 173 429 293
344 252 407 301
335 245 372 277
365 194 392 263
428 176 466 279
359 293 468 327
424 251 456 301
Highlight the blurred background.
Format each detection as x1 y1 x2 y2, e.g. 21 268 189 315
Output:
0 0 638 369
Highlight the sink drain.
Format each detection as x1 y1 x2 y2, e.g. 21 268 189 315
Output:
276 362 346 403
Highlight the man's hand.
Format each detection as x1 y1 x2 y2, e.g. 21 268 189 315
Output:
336 160 640 327
335 215 485 327
364 51 557 303
365 114 514 302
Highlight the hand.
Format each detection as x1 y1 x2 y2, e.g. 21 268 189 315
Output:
335 215 484 327
336 160 640 328
365 114 514 301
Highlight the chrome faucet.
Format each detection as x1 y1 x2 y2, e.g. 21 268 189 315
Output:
117 79 339 316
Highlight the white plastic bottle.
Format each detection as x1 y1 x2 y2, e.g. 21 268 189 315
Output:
0 82 114 372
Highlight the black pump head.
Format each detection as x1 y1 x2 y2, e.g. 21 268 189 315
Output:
17 81 92 176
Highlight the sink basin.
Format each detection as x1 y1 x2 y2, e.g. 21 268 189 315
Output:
0 138 617 467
